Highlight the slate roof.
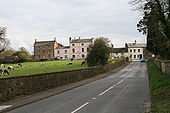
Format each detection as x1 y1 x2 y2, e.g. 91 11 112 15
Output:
34 41 56 47
126 43 146 48
112 48 128 53
70 38 93 43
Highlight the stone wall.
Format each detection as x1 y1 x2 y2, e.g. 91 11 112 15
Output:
0 60 125 102
152 59 170 75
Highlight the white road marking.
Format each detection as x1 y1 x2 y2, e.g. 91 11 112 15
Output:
71 102 89 113
99 86 114 96
93 97 96 100
0 105 12 111
99 70 135 96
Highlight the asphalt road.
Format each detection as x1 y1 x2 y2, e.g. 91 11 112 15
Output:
8 62 149 113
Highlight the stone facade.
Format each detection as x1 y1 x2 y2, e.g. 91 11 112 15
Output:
34 38 62 60
55 37 93 59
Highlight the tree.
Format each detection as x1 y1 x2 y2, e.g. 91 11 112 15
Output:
13 47 31 62
0 27 10 53
86 37 111 66
130 0 170 59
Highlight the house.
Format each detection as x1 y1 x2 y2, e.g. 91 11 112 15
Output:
125 41 146 61
55 37 93 59
110 40 146 61
34 38 62 60
111 48 128 59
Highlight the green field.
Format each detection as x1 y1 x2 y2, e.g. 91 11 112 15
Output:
0 59 87 78
147 59 170 113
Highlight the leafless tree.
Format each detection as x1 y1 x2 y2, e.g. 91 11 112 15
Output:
0 27 10 53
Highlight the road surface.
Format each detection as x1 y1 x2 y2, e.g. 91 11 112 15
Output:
8 62 149 113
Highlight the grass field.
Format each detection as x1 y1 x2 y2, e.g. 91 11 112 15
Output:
147 59 170 113
0 59 87 78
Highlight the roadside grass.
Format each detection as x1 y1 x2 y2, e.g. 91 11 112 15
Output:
147 59 170 113
108 58 123 63
0 59 87 78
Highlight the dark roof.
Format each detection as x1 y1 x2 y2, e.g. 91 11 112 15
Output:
112 48 128 53
70 38 93 43
34 41 56 46
126 43 146 48
64 46 70 48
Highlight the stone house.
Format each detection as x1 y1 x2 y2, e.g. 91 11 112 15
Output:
111 48 128 59
34 38 62 60
55 37 93 59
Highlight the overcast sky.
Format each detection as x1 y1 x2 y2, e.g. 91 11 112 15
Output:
0 0 146 53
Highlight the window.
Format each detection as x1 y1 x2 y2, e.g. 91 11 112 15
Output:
121 53 123 55
134 49 136 52
134 55 136 58
87 48 89 52
72 44 75 46
43 50 45 53
82 48 84 52
82 54 85 58
130 49 132 52
138 49 140 52
48 49 50 53
65 55 67 58
116 53 118 55
65 50 67 53
72 55 75 58
72 49 75 53
48 54 50 58
57 50 60 54
82 43 84 46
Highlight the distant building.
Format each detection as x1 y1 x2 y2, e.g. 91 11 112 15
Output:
111 48 128 59
111 40 146 61
55 37 93 59
125 40 146 61
34 38 62 60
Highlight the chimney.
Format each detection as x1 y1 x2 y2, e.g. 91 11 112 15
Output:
111 43 114 48
135 40 137 44
35 38 37 42
54 37 56 42
69 37 71 42
79 37 80 40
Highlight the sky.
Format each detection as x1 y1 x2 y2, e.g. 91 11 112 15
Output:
0 0 146 53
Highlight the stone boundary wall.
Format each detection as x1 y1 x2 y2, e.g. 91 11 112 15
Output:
152 58 170 75
0 60 125 102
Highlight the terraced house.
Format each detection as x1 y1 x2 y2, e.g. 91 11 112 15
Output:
34 37 93 60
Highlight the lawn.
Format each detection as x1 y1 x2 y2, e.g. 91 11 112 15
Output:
0 59 87 78
147 59 170 113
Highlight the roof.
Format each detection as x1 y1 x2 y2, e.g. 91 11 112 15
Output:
70 38 93 43
126 43 146 48
34 41 56 46
112 48 128 53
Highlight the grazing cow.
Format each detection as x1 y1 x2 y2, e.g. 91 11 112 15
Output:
8 66 14 71
0 69 4 75
18 63 22 67
0 69 9 75
0 64 5 68
67 63 73 65
70 58 74 61
81 61 86 65
3 70 9 75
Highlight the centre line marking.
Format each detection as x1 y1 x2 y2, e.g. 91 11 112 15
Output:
71 102 89 113
99 70 135 96
99 86 114 96
0 105 12 111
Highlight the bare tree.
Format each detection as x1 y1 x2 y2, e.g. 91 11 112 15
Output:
0 27 10 53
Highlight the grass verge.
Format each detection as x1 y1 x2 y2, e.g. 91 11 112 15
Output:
147 59 170 113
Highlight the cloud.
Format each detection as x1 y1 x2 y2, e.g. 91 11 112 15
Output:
0 0 145 53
